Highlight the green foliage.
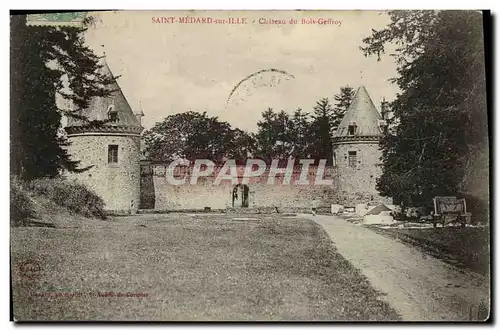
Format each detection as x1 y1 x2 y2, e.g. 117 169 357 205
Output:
27 179 106 219
460 193 489 224
254 108 294 162
361 11 488 207
143 85 354 165
309 98 334 165
10 15 113 180
301 87 354 165
230 128 256 163
332 86 355 130
142 111 254 164
360 10 438 64
289 108 312 159
253 90 353 165
10 177 37 224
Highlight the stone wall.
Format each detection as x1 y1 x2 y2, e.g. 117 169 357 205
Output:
333 141 392 207
66 133 141 212
140 163 339 210
64 135 392 212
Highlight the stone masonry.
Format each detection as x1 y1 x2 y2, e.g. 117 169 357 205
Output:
65 61 391 212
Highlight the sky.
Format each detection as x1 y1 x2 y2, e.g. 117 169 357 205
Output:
83 10 400 132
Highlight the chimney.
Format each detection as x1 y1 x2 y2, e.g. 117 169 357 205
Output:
135 102 145 126
380 97 389 120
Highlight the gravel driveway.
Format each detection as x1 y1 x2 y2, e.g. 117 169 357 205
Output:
307 214 490 321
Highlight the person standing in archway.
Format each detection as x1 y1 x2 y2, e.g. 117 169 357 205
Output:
242 185 249 208
232 185 239 208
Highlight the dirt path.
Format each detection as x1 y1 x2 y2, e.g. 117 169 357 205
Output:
305 214 490 321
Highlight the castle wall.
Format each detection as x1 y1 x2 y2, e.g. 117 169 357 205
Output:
64 84 394 213
66 133 141 212
140 164 338 210
64 137 390 212
65 137 391 212
333 141 392 206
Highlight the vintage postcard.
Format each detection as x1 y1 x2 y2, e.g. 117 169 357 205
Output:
10 10 490 321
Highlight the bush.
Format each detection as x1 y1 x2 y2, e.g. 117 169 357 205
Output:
27 179 106 219
460 194 489 225
10 177 37 224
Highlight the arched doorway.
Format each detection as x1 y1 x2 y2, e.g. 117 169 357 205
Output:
232 184 249 208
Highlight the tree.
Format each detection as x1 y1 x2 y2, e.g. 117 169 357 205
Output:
288 108 311 159
254 108 293 162
361 11 488 210
332 86 355 131
10 14 114 180
227 128 256 164
309 98 334 165
142 111 254 164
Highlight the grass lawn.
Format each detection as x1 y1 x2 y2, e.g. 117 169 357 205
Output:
11 213 400 321
366 226 490 275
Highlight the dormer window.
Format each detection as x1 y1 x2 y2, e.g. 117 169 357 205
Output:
348 123 357 135
107 105 118 123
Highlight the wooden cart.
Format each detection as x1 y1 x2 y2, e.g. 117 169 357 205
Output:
432 196 472 228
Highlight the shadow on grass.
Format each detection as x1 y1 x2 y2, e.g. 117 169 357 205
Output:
12 219 56 228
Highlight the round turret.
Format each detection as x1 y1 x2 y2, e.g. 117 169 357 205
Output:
332 86 391 207
65 61 143 213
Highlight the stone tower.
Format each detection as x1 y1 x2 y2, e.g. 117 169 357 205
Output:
65 61 143 213
332 85 391 207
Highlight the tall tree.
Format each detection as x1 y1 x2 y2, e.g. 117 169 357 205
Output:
11 14 113 180
254 108 293 162
227 128 256 164
142 111 254 164
288 108 311 159
332 86 355 131
361 11 488 210
309 98 334 165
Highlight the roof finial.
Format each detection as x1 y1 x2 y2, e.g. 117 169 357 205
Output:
380 97 389 120
135 101 145 126
136 101 145 116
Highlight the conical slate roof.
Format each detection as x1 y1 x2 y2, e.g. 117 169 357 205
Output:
333 85 382 140
66 60 142 134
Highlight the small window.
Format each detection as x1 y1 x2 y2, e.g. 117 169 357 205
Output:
348 124 357 135
107 105 118 123
348 151 357 168
108 145 119 164
108 112 118 122
333 152 337 166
